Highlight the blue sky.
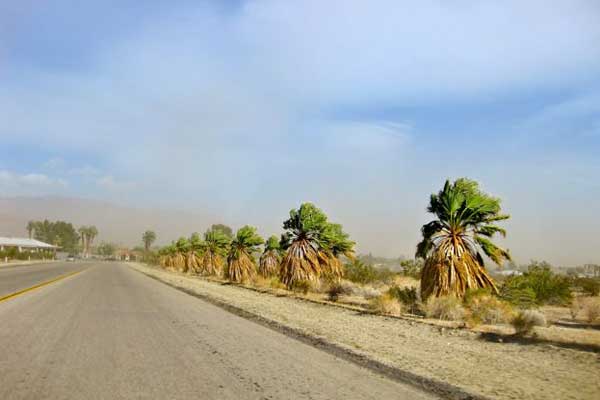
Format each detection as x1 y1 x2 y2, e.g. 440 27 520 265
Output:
1 0 599 264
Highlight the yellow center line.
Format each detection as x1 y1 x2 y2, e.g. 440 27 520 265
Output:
0 269 84 303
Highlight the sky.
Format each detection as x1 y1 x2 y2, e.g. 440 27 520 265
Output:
1 0 600 265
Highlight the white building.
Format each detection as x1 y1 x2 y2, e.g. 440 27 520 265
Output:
0 237 59 253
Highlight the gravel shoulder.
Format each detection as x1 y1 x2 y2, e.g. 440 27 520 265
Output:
129 263 600 400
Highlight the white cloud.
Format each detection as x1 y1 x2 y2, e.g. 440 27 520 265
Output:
68 165 101 177
0 170 68 193
42 157 66 170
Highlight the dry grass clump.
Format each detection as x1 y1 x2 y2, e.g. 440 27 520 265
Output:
464 290 514 326
424 295 466 321
569 298 583 320
581 297 600 323
326 281 355 302
290 279 312 294
511 310 546 335
358 286 382 300
268 276 286 290
387 286 420 315
369 294 403 316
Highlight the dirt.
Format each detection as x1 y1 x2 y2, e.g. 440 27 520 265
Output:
130 263 600 400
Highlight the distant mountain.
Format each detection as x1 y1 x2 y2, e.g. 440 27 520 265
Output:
0 196 216 247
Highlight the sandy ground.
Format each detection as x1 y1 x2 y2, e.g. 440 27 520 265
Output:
130 263 600 400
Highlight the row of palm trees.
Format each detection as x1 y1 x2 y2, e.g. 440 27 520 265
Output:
158 178 512 298
158 203 356 287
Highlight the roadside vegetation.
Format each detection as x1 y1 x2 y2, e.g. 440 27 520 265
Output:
144 177 599 342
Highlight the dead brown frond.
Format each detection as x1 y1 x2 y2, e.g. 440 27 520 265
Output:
200 251 224 276
186 251 202 274
279 239 322 288
258 249 280 277
227 250 257 283
421 240 498 300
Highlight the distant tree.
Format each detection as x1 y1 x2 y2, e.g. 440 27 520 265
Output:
78 225 99 257
142 230 157 251
97 242 117 257
29 219 78 252
26 221 36 239
209 224 233 238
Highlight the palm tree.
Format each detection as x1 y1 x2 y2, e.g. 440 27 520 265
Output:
142 230 157 252
416 178 511 299
199 228 231 276
227 226 264 283
78 226 88 257
87 226 98 256
26 221 36 239
173 237 190 272
259 235 281 277
322 223 355 281
186 232 203 274
279 203 354 288
159 243 176 269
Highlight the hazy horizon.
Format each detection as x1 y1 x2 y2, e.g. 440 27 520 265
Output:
1 1 599 266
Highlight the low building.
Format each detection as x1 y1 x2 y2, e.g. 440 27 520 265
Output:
0 236 59 262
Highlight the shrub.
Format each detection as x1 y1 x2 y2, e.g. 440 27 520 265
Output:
290 279 312 294
581 297 600 323
424 295 466 321
499 286 537 308
464 290 514 325
400 259 423 279
511 310 546 335
269 276 286 290
569 298 583 320
326 281 354 302
501 263 572 305
388 286 420 314
369 294 403 316
344 260 377 284
573 278 600 297
357 286 381 300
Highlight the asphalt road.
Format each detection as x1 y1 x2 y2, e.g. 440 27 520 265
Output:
0 262 433 399
0 261 87 298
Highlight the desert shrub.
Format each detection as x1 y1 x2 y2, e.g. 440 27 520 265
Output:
424 295 466 321
388 286 420 314
400 258 423 279
357 286 382 300
581 297 600 323
569 298 583 320
573 278 600 297
501 263 572 305
464 289 514 325
290 279 312 294
369 294 403 316
344 260 397 284
344 260 378 284
511 310 546 335
269 276 286 290
326 281 354 302
499 286 537 308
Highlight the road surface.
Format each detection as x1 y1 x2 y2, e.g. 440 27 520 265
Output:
0 261 87 298
0 262 433 399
